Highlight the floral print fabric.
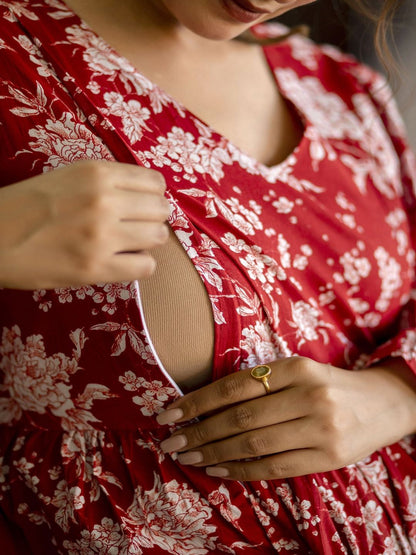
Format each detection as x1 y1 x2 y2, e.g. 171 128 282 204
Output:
0 1 416 553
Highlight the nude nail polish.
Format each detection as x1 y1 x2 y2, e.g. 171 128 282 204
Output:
160 434 187 453
206 467 229 478
177 451 203 465
156 408 184 425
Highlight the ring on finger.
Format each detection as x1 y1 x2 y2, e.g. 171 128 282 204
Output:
250 365 272 395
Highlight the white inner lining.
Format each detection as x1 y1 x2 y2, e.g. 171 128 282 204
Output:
134 280 184 397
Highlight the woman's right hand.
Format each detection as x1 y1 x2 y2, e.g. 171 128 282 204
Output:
0 160 170 289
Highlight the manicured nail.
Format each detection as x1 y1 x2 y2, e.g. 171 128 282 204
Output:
160 434 187 453
156 408 184 425
177 451 203 465
206 467 229 478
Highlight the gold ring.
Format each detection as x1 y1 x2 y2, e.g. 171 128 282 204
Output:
250 365 272 395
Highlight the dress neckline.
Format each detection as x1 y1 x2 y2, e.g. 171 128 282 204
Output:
58 0 309 174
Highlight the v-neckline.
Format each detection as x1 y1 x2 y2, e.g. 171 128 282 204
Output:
58 0 309 174
18 0 314 394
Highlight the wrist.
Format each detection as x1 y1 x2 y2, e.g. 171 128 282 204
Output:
363 358 416 436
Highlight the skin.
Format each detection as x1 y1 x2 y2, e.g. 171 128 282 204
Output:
2 0 416 479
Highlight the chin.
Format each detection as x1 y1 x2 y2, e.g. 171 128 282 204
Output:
159 0 262 41
177 15 259 42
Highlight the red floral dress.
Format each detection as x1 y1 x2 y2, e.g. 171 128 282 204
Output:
1 1 416 553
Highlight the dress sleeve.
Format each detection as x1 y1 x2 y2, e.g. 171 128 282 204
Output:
347 62 416 375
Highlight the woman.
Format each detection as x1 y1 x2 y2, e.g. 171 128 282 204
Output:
0 0 415 553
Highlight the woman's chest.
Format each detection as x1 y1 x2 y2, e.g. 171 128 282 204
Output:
142 47 303 168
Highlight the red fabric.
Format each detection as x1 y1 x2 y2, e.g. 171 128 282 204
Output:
0 2 415 553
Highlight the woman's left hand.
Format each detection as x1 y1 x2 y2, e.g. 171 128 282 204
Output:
156 356 416 481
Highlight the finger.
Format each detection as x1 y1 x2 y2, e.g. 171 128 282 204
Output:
114 221 169 251
113 165 167 194
101 251 157 282
73 160 167 195
156 359 301 425
118 191 171 222
61 251 157 286
205 448 327 481
96 188 170 222
176 418 315 468
161 386 310 453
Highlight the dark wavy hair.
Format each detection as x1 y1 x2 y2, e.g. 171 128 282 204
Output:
345 0 404 71
240 0 403 75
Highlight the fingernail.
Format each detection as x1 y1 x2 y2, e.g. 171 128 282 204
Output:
177 451 203 465
160 434 187 453
156 408 184 425
206 467 229 478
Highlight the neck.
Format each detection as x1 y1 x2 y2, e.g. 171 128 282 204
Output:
64 0 227 52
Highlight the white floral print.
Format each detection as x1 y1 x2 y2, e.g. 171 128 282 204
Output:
121 473 217 554
0 4 415 553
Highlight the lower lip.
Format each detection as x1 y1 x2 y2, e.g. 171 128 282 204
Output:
220 0 265 23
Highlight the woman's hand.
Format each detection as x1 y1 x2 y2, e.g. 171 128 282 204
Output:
157 357 416 481
0 160 170 289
